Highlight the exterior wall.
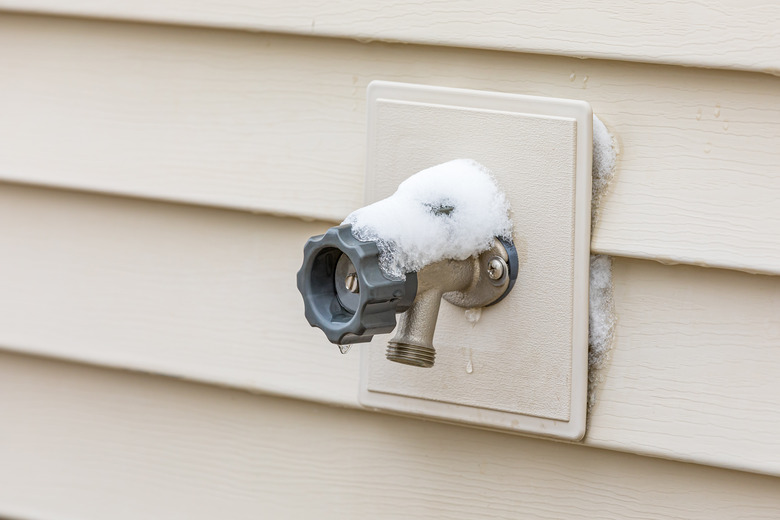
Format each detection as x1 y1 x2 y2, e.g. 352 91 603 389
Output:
1 0 778 73
2 14 780 274
1 182 779 477
1 351 780 520
0 7 778 518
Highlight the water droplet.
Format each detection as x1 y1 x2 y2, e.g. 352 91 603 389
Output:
582 75 589 87
569 73 576 82
465 308 482 324
466 359 474 374
338 344 351 355
714 105 721 118
723 121 729 131
704 142 712 154
696 109 702 121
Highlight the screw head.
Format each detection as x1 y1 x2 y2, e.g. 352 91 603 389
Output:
487 257 506 281
345 272 360 293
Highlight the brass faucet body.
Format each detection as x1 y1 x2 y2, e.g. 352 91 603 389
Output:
386 239 514 368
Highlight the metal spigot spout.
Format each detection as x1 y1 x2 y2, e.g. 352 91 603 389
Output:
386 238 516 368
386 287 448 368
386 259 470 368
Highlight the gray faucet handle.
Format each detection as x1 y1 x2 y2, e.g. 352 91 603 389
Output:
296 224 418 345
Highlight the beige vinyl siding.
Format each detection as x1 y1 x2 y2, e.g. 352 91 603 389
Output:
1 14 779 275
1 351 779 520
0 7 779 515
0 182 778 476
0 1 778 74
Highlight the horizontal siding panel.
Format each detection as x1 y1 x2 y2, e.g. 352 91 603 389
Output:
0 183 779 476
1 351 780 520
0 1 779 74
1 14 780 274
0 184 361 408
589 259 780 476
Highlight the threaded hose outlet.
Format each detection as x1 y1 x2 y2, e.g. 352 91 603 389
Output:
386 342 436 368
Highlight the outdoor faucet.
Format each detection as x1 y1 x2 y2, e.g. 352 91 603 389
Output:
296 224 517 368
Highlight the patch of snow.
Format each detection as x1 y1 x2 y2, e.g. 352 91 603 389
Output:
343 159 512 280
588 116 618 410
591 115 618 229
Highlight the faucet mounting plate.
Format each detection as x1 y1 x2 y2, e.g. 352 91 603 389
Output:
358 81 592 441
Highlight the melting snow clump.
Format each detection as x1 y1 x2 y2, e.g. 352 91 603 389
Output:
591 116 617 229
588 253 615 408
343 159 512 280
588 115 618 410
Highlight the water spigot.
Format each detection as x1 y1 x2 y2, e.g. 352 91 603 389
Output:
297 224 517 367
297 159 518 367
